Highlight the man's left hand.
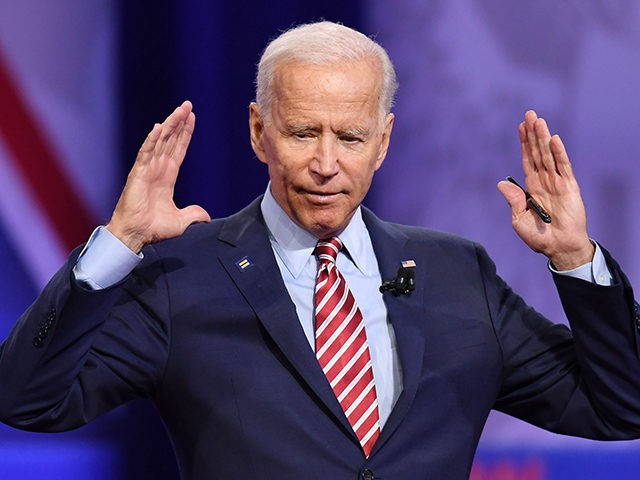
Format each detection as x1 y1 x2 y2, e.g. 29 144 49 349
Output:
497 110 594 270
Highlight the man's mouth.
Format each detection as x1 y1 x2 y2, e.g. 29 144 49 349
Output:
302 189 342 204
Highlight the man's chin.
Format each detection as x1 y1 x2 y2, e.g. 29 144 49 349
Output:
299 214 352 239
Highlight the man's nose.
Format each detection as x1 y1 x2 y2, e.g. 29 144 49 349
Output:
310 136 339 177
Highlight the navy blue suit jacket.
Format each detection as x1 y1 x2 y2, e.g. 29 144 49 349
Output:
2 197 640 479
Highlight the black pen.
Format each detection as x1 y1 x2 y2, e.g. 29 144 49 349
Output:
505 176 552 224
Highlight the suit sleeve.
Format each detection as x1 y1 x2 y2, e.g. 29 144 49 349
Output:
0 245 170 432
480 244 640 439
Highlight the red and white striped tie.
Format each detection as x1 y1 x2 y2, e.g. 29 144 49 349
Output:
314 237 380 457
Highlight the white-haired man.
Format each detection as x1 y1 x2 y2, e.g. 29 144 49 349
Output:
1 21 640 480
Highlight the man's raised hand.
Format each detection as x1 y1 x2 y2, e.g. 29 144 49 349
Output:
497 110 594 270
106 101 211 253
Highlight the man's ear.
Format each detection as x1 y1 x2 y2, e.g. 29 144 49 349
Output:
249 102 267 164
375 113 394 171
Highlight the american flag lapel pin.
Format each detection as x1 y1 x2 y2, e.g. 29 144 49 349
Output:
401 259 416 268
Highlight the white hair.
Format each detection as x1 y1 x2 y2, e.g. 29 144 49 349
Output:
255 21 398 124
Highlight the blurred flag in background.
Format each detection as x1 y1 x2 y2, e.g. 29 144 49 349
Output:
0 1 118 331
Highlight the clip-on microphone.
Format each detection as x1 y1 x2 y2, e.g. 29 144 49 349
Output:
380 267 416 296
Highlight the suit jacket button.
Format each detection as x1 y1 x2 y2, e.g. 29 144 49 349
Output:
361 468 375 480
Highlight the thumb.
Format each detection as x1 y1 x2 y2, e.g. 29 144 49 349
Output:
179 204 211 229
497 180 526 214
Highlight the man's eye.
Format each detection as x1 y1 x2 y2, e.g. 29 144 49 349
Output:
341 136 362 143
293 132 313 139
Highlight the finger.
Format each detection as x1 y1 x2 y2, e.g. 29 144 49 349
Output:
180 99 193 113
170 111 196 167
497 180 527 215
156 102 194 157
136 123 162 165
549 134 574 179
160 114 195 170
519 122 536 178
179 204 211 230
524 110 543 172
533 118 556 175
165 109 195 156
163 101 193 131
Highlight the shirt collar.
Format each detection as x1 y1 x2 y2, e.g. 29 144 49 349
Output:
260 184 374 278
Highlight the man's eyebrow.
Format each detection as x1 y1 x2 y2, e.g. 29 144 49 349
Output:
285 123 319 133
283 123 370 136
337 127 370 137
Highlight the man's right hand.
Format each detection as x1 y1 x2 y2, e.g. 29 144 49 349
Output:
106 101 211 253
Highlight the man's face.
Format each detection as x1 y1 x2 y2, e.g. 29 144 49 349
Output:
250 59 394 239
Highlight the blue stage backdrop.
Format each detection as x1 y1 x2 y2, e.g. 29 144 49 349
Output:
1 1 639 478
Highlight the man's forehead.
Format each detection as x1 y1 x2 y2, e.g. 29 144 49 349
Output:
274 65 379 104
273 59 382 93
274 99 378 128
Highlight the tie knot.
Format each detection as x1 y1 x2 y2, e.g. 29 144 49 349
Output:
315 237 342 264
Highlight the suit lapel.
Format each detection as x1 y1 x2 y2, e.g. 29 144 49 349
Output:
362 208 426 452
216 199 356 438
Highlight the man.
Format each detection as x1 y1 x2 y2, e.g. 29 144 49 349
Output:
1 21 640 480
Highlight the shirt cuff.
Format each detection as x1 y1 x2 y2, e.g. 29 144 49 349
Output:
549 241 612 286
73 226 143 290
